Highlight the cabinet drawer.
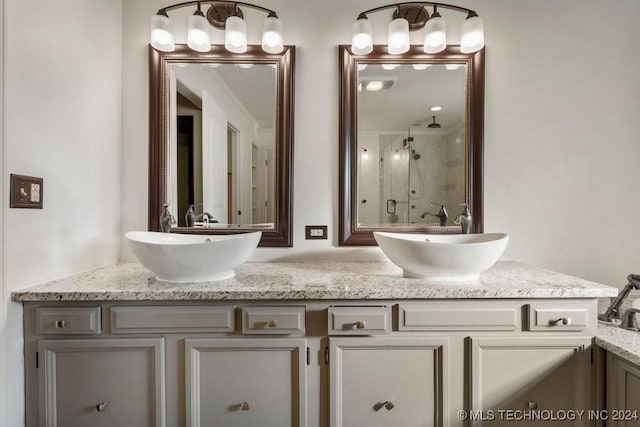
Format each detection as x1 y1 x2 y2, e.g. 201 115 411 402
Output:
36 307 101 335
328 306 391 335
527 304 588 331
242 306 305 335
111 306 235 333
399 302 519 331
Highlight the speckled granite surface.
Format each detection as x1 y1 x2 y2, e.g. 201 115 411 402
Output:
597 322 640 366
11 261 617 302
597 292 640 366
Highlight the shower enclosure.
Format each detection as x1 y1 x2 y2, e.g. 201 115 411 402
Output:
357 128 465 227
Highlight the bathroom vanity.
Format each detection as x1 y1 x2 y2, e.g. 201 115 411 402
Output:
12 261 622 426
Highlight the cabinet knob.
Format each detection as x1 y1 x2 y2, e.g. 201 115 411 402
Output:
552 317 572 326
54 320 67 329
354 320 366 329
96 401 109 412
374 400 395 411
527 401 537 410
241 401 250 411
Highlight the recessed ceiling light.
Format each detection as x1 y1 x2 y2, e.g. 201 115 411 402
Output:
430 106 442 112
412 64 432 70
365 81 384 92
381 64 400 70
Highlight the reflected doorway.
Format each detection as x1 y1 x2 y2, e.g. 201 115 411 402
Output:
227 125 239 223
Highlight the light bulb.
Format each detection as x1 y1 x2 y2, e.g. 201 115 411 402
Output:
225 15 247 53
187 11 211 52
423 13 446 54
150 12 175 52
412 64 432 70
461 15 484 53
388 18 410 55
381 64 400 70
262 14 284 54
352 17 373 55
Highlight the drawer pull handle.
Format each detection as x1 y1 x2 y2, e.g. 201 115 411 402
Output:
551 317 572 326
354 320 366 329
241 401 250 411
374 400 395 411
54 320 67 329
96 401 109 412
266 319 278 328
527 401 538 410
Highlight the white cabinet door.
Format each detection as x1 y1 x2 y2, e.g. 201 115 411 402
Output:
185 338 307 427
469 336 591 426
330 337 449 427
38 338 165 427
607 353 640 427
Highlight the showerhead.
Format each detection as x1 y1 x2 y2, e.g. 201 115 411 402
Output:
412 149 421 160
427 116 441 129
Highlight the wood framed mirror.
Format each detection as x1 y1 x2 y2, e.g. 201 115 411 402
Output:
339 45 484 246
149 45 294 247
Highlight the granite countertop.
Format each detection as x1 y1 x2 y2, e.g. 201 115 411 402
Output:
596 322 640 366
596 294 640 366
13 259 639 365
11 260 617 302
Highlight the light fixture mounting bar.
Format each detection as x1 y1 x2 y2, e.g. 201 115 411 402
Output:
159 0 278 18
357 1 477 20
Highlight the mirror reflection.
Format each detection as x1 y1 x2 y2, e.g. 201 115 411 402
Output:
167 62 276 228
356 63 467 228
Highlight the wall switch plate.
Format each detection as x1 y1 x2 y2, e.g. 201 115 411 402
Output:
305 225 328 240
10 174 43 209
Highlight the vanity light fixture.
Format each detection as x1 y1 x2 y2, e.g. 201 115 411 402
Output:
412 64 432 70
150 1 284 54
430 105 442 112
351 2 484 55
381 64 400 70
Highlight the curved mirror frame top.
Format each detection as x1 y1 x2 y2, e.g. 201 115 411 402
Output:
339 45 485 246
149 45 295 247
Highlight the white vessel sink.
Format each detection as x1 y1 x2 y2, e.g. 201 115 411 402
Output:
125 231 261 283
374 232 509 281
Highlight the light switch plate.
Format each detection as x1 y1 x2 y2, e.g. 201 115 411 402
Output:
10 174 43 209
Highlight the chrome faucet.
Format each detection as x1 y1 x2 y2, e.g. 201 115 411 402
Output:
621 308 640 331
420 203 448 227
599 274 640 323
455 203 473 234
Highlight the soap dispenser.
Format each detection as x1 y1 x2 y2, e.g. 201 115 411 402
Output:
185 205 196 227
455 203 473 234
159 204 176 233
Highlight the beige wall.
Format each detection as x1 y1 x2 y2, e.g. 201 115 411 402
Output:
0 0 122 425
122 0 640 281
